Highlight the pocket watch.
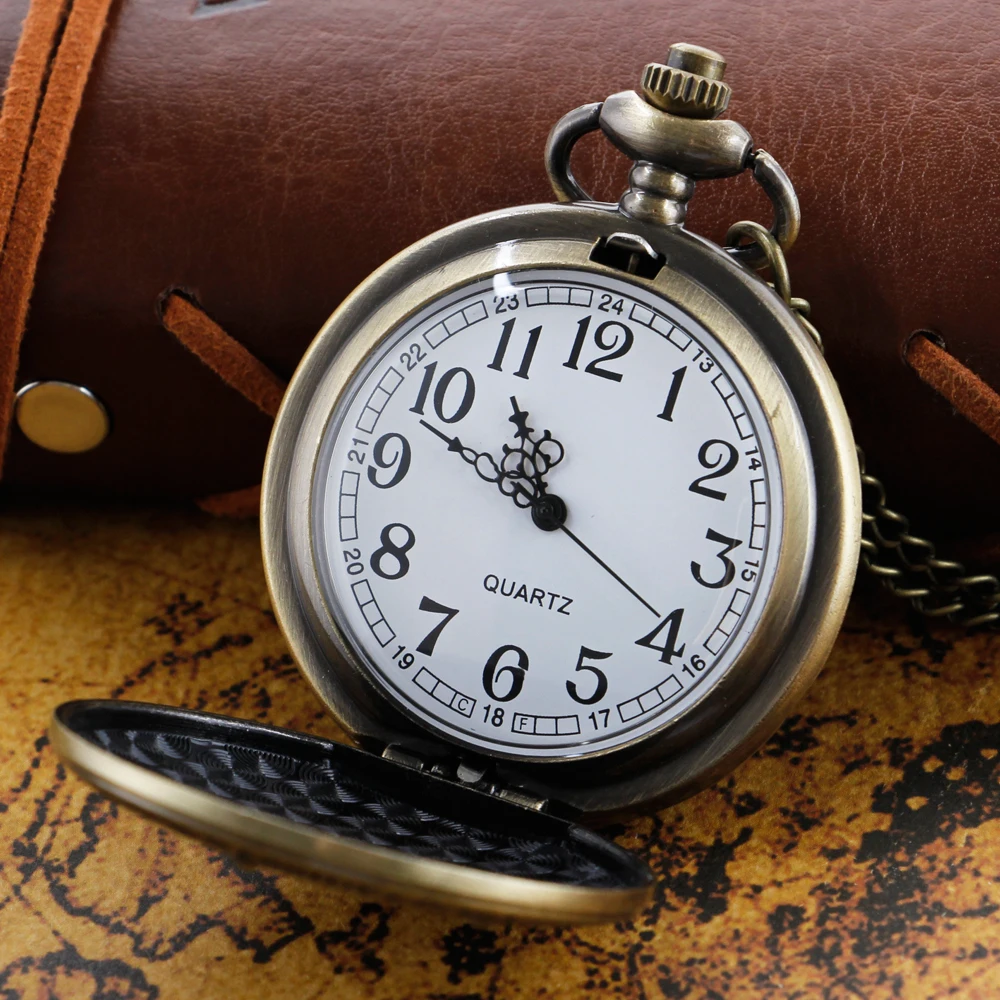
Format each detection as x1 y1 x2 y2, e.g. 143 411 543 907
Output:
52 43 860 923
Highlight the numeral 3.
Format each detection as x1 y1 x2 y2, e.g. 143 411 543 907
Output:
691 529 742 589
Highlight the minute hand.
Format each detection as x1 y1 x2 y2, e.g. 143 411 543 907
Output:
511 482 660 618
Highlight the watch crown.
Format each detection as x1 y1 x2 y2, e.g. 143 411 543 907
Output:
640 42 731 119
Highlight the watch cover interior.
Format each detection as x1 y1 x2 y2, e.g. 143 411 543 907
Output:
51 700 652 916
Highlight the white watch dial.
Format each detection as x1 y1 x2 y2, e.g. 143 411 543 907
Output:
312 268 783 759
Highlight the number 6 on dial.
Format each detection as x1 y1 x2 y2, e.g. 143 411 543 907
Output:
482 645 529 702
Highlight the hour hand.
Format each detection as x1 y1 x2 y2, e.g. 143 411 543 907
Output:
419 420 504 487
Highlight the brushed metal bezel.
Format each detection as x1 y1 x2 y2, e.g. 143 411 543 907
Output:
261 202 860 815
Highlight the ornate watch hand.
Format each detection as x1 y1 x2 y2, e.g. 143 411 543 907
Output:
418 419 506 488
421 406 654 614
503 396 565 498
421 402 570 508
422 404 654 612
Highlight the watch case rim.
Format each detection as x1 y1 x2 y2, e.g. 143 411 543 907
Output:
260 201 860 815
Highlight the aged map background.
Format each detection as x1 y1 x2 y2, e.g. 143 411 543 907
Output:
2 507 1000 998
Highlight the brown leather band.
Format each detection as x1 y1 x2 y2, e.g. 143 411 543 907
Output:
159 290 286 419
195 483 262 518
157 289 285 517
905 333 1000 450
0 0 112 474
2 0 999 543
0 0 64 254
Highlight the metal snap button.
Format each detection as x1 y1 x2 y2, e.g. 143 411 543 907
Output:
14 381 110 453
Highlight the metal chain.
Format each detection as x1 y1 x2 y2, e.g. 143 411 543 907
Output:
725 221 1000 629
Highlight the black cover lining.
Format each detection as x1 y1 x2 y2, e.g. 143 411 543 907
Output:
58 701 650 890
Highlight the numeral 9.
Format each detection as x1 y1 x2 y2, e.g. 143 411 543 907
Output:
367 432 411 489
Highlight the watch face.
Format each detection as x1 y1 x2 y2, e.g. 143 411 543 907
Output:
310 267 784 760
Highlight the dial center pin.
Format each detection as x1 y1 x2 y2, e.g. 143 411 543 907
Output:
531 493 568 531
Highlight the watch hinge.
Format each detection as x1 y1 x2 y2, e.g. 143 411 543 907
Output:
380 743 549 812
494 787 549 812
380 744 427 771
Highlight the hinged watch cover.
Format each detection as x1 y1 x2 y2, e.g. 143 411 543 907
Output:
50 701 653 923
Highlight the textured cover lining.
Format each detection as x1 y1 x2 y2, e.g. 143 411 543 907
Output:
89 724 622 888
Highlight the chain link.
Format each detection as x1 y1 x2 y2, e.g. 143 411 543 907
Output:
726 221 1000 629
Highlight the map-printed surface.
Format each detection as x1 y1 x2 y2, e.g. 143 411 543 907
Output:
2 508 999 998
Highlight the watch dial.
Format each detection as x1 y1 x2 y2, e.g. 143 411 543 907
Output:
311 268 784 759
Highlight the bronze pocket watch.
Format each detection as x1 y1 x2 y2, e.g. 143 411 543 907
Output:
52 43 860 923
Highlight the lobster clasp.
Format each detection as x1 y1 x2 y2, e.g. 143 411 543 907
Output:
545 43 800 265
